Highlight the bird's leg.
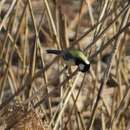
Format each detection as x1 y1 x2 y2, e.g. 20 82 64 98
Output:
64 66 70 78
68 66 73 75
65 65 68 70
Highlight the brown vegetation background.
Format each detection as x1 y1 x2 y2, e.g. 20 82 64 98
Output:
0 0 130 130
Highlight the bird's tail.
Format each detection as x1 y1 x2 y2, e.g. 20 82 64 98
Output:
46 49 62 55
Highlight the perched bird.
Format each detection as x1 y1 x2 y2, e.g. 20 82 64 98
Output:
46 49 90 72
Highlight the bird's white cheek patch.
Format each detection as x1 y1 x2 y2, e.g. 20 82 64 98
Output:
85 59 90 65
79 64 85 70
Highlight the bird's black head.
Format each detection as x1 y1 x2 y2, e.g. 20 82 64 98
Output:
75 59 90 72
78 63 90 72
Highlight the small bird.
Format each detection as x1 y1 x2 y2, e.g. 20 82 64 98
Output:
46 49 90 72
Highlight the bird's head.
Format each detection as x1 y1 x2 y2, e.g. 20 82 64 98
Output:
78 62 90 72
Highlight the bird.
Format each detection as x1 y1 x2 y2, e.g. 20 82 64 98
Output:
46 49 90 72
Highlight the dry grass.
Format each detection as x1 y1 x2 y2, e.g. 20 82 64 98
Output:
0 0 130 130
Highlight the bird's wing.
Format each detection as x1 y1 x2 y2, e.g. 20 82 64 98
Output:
68 50 89 64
